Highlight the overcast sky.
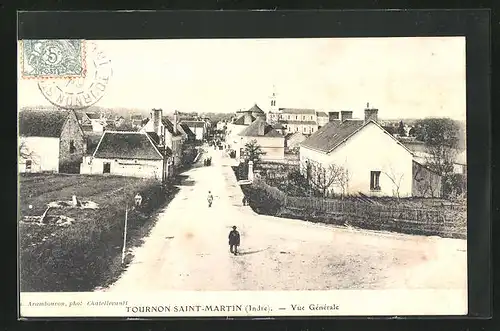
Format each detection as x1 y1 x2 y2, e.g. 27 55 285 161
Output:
18 37 466 120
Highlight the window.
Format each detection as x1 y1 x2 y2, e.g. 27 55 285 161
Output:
69 140 76 154
103 162 111 174
370 171 381 191
311 116 313 120
25 160 32 172
296 116 298 120
303 116 305 120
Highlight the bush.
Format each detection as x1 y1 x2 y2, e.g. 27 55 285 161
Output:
442 173 467 199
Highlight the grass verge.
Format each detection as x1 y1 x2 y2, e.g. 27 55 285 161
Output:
19 173 179 292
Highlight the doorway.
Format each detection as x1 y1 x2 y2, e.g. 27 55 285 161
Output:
103 162 111 174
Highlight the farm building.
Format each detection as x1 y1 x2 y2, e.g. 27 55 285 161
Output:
18 109 86 174
140 109 183 167
299 107 439 198
237 118 285 161
80 131 170 181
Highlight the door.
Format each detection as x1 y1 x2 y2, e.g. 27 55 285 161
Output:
103 162 111 174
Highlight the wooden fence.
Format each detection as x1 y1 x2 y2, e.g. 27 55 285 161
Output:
252 178 464 225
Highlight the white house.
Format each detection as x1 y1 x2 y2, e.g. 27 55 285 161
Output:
18 109 86 174
299 108 416 197
140 109 183 167
85 112 107 132
181 120 206 141
237 118 285 161
80 131 169 181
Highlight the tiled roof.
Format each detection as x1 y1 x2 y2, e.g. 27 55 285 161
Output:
248 104 265 114
316 111 328 117
161 117 182 136
301 120 414 155
282 120 317 125
182 120 206 128
280 108 316 115
93 131 163 160
19 110 69 138
86 112 101 120
179 123 196 138
301 120 364 153
233 114 255 125
239 118 283 138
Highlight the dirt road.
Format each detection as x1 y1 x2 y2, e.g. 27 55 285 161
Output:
104 147 467 292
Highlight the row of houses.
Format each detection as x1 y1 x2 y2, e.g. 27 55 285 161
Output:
18 108 210 182
226 102 466 198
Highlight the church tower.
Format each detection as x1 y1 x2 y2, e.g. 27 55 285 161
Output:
268 84 279 123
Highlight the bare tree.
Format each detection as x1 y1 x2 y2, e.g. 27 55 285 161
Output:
336 168 351 199
305 160 344 198
383 166 405 200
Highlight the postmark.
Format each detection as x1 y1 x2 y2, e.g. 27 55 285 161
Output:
21 39 86 79
37 41 112 110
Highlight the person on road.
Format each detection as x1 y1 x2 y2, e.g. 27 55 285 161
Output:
228 226 240 255
207 191 213 207
242 196 247 206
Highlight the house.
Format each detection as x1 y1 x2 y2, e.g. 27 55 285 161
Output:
316 111 330 127
140 109 183 168
299 107 421 197
80 131 170 181
237 118 285 161
225 106 262 149
178 122 196 142
130 114 145 129
18 109 86 173
182 120 207 141
248 104 267 121
114 116 125 127
285 131 308 153
85 112 107 132
279 108 318 134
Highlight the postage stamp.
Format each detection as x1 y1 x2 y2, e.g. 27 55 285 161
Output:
20 39 86 79
37 41 112 110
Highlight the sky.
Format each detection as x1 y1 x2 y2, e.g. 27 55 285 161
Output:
18 37 466 120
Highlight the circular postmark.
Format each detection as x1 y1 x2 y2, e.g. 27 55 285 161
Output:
37 42 112 110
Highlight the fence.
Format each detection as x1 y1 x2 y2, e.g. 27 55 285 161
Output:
252 177 464 225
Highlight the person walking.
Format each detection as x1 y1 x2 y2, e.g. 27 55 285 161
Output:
207 191 213 207
228 226 240 255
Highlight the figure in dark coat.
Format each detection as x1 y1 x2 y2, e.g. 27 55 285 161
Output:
228 226 240 255
207 191 213 207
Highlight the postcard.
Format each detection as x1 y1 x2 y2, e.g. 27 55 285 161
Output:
18 36 468 318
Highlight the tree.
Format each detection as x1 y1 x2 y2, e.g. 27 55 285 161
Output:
116 120 135 132
414 118 459 177
336 168 351 198
19 140 35 161
243 139 266 164
383 166 405 200
397 120 406 136
305 160 345 198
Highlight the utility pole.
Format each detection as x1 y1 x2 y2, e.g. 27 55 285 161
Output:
121 202 129 264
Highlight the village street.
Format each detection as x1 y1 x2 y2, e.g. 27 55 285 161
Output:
104 147 467 292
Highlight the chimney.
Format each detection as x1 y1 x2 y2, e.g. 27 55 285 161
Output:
340 110 353 122
328 111 339 122
364 106 379 123
173 110 179 134
152 108 163 139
